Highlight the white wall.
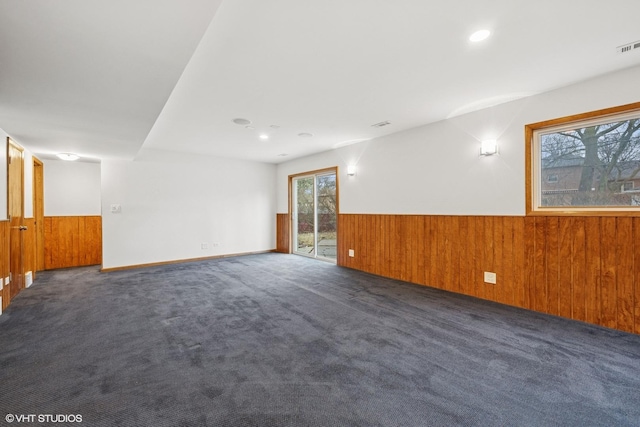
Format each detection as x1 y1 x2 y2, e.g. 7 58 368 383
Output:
42 159 101 216
101 148 276 269
277 65 640 215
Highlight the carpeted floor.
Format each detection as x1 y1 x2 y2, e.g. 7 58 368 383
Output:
0 253 639 426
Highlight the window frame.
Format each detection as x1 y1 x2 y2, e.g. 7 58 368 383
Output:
525 101 640 216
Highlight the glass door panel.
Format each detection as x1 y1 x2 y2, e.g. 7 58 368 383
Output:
292 171 337 261
293 176 315 257
316 173 336 261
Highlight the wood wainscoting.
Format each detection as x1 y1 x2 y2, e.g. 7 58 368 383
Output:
44 216 102 269
276 213 290 253
24 218 36 279
0 221 9 310
333 214 640 335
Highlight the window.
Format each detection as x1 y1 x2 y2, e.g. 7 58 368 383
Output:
526 102 640 215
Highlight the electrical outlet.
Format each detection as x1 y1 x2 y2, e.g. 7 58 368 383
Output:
212 242 220 247
110 204 122 214
348 249 355 257
484 271 497 284
201 243 209 250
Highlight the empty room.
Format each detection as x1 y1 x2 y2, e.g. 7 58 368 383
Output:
1 1 640 426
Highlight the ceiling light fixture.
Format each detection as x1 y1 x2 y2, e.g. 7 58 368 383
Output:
232 118 251 125
469 29 491 42
259 134 269 140
298 133 313 138
56 153 80 161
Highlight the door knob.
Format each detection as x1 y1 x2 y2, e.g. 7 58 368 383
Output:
19 226 27 231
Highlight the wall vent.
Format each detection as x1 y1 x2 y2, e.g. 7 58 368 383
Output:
371 121 391 128
616 40 640 54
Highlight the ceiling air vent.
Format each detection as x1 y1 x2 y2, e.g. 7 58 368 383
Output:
616 40 640 54
371 121 391 128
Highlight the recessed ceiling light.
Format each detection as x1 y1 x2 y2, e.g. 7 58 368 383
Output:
56 153 79 161
245 125 255 130
270 125 280 129
259 134 269 140
371 121 391 128
298 133 313 138
232 118 251 125
277 153 288 157
469 29 491 42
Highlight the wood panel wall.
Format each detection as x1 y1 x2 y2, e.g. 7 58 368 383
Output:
44 216 102 269
24 218 36 279
336 214 640 334
276 213 290 253
0 221 9 311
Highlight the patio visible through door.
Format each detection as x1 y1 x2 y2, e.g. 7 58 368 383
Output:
291 169 337 262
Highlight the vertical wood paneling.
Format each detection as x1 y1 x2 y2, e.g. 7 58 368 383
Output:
600 218 617 329
585 217 601 325
474 217 485 299
442 217 454 292
1 221 9 311
23 218 36 279
523 217 536 310
533 217 548 313
572 218 587 322
616 217 634 333
335 213 640 335
465 217 477 297
415 219 427 285
558 218 573 319
458 217 470 294
547 217 560 316
44 216 102 270
276 213 290 253
450 216 460 294
501 217 514 306
512 217 526 308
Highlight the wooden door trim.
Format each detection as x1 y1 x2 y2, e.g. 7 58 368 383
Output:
33 156 44 272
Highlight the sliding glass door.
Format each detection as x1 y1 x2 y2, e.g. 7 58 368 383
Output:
292 170 337 261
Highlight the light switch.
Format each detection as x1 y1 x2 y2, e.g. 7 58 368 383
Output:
110 204 122 214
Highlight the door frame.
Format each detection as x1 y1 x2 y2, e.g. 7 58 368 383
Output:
33 157 44 272
288 166 339 261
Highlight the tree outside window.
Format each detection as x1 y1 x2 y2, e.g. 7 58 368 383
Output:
528 104 640 213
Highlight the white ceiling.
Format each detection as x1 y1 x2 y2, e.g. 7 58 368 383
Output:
1 0 640 164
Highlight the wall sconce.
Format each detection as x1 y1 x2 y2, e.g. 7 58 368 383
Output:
480 139 498 156
347 165 357 176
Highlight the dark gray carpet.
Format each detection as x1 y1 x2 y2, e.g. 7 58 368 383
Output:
0 253 639 426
